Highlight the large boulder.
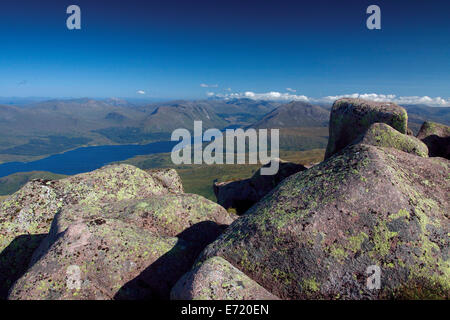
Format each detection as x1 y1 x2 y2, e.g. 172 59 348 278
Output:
325 98 408 159
186 144 449 299
171 256 279 300
356 123 428 157
8 189 233 300
1 164 170 246
214 160 306 214
416 121 450 159
0 164 170 299
30 194 235 265
1 165 232 300
8 218 198 300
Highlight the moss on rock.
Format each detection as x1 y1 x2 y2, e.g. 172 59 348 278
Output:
356 123 428 157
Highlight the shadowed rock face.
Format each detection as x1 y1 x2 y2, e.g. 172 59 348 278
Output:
171 256 279 300
2 165 234 300
355 123 428 157
214 160 307 215
416 121 450 159
189 144 449 300
325 98 408 160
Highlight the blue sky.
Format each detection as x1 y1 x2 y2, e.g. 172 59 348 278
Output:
0 0 449 104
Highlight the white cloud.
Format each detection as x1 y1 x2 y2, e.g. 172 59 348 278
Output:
200 83 218 88
206 90 450 106
137 90 146 95
286 88 296 93
318 93 450 106
212 91 310 102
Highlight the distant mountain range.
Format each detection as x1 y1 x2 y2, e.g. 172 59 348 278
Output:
0 98 279 162
402 104 450 133
0 97 448 163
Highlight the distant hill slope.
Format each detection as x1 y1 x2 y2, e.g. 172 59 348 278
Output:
402 104 450 134
142 98 279 128
249 101 330 129
220 98 279 115
143 101 228 132
403 104 450 124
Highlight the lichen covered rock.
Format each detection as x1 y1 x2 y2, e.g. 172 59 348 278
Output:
30 194 234 265
1 164 234 300
194 144 449 299
146 168 185 193
0 164 170 299
325 98 408 159
356 123 428 157
8 218 198 300
171 256 279 300
416 121 450 159
1 164 168 246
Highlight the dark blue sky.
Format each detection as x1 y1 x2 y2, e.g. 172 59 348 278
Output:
0 0 449 103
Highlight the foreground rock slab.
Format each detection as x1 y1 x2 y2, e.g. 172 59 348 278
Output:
2 164 233 300
0 164 171 299
192 144 449 299
9 218 198 300
146 168 185 193
9 194 233 300
30 194 235 265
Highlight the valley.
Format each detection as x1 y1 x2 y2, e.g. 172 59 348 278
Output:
0 97 448 202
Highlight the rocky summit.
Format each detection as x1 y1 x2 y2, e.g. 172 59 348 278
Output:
174 98 449 300
0 164 169 298
1 165 234 299
1 98 449 300
181 144 449 299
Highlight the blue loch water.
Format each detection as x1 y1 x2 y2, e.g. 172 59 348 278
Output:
0 141 178 178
